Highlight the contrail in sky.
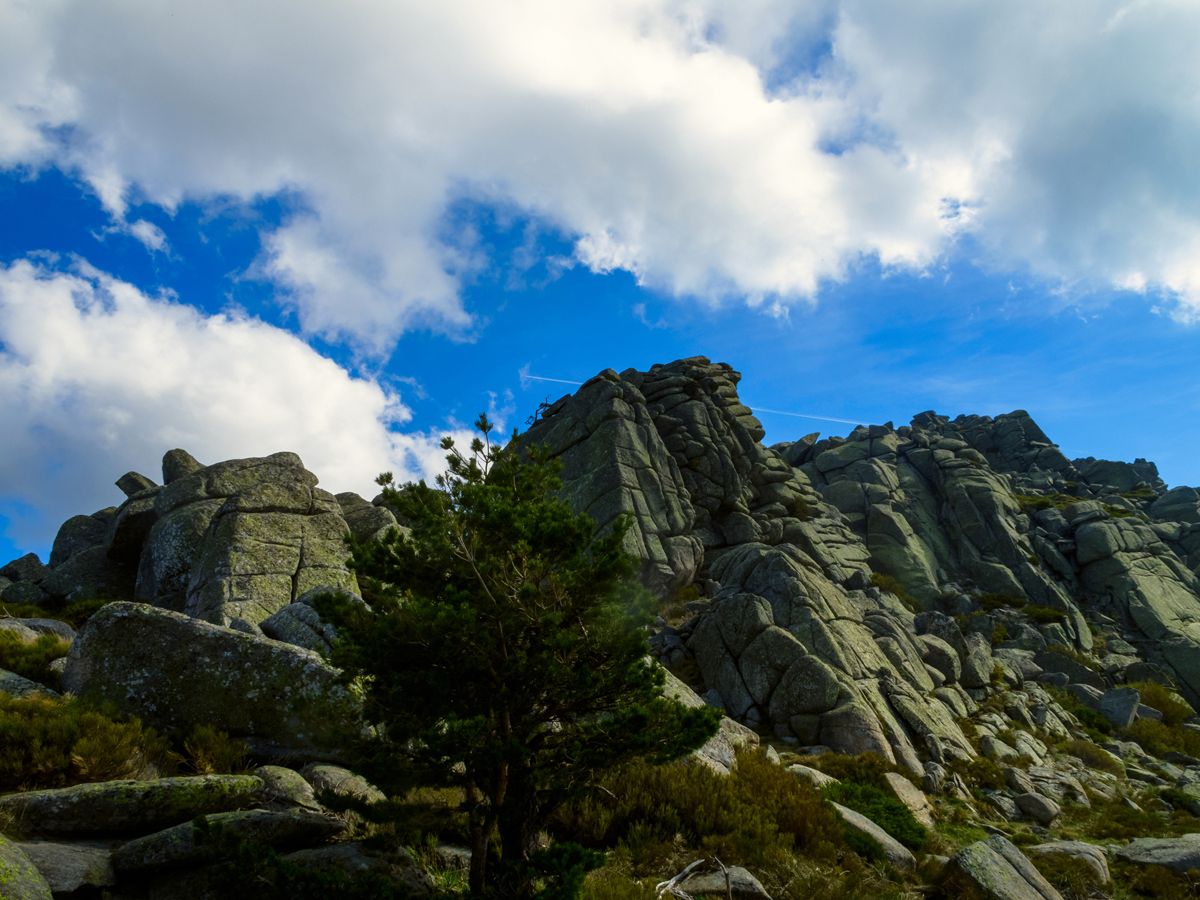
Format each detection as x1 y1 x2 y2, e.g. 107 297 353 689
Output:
745 405 864 426
519 368 864 427
523 374 584 386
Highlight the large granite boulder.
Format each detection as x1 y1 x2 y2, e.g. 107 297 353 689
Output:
134 451 357 627
0 834 53 900
939 834 1063 899
0 775 264 837
63 602 360 758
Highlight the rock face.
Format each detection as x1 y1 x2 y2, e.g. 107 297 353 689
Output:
518 357 1200 761
2 450 369 634
136 451 358 628
63 602 360 758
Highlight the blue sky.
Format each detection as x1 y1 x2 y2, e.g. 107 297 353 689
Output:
2 1 1199 564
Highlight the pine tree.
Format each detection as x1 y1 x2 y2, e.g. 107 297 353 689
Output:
325 415 720 896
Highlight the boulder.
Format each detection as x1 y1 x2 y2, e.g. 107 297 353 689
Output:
39 545 135 602
116 471 157 497
0 553 48 583
135 451 357 626
162 448 204 484
255 766 321 811
939 835 1064 900
14 841 116 894
335 492 401 544
283 843 436 897
0 775 264 836
883 771 936 829
299 764 385 806
260 587 365 656
49 513 110 566
830 802 916 869
673 863 771 899
1113 833 1200 875
113 808 344 874
788 764 838 789
0 669 57 698
1098 686 1141 729
63 603 360 758
1015 792 1060 825
0 835 52 900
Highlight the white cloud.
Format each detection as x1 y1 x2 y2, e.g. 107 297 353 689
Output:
0 258 457 549
2 0 1199 341
126 219 167 252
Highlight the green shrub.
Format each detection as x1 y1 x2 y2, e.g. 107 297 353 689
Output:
1128 681 1196 727
1 597 111 628
555 749 848 875
1015 493 1084 513
803 752 896 785
1025 605 1067 624
1126 718 1200 759
0 632 69 687
181 724 250 775
978 592 1026 611
1046 686 1113 739
0 695 176 791
949 756 1006 791
1057 739 1124 777
820 779 928 851
1057 793 1192 842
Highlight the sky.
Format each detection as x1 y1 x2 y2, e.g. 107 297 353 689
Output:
2 0 1200 564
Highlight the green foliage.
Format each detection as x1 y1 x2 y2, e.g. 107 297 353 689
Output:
1111 859 1200 899
0 632 69 687
820 780 928 851
1056 793 1194 842
1025 604 1067 624
325 415 720 896
991 622 1010 644
977 592 1026 611
0 695 175 791
1015 493 1084 512
1044 644 1099 671
1057 739 1125 777
1029 853 1105 900
555 749 848 874
190 817 403 900
1126 718 1200 759
869 572 918 613
659 583 700 627
0 597 111 628
181 724 250 775
1122 486 1158 501
948 756 1006 792
1129 681 1196 727
802 752 896 785
1046 686 1113 739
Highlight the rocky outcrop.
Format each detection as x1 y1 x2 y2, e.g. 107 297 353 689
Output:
63 602 360 758
1 767 425 898
517 358 1200 769
136 451 358 628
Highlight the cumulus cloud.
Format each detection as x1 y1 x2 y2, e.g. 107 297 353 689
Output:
0 258 459 549
2 0 1198 341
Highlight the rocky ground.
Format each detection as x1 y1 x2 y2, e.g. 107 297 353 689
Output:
5 356 1200 897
